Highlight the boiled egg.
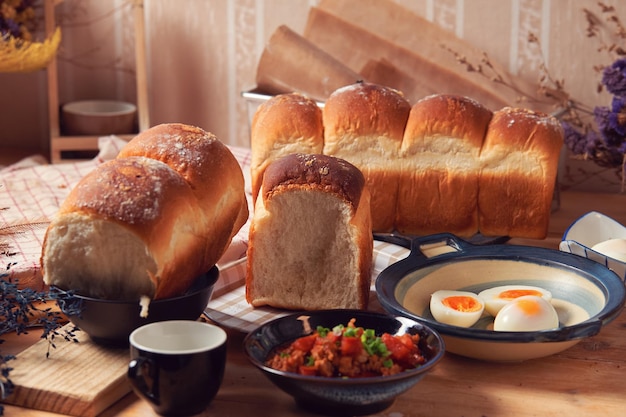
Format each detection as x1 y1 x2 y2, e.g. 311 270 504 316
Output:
493 295 559 332
478 285 552 317
592 238 626 262
429 290 484 328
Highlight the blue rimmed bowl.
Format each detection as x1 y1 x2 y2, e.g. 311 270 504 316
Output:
375 233 625 362
243 309 444 416
560 211 626 280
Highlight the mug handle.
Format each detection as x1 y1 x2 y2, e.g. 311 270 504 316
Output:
128 357 160 406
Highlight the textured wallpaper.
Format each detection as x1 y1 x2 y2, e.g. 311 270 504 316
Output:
0 0 623 190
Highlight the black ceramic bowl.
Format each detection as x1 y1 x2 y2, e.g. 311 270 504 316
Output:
243 309 445 416
53 266 219 346
375 233 625 362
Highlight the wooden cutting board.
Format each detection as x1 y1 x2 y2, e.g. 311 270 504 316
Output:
3 324 131 417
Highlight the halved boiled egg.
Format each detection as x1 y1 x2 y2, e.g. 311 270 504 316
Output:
478 285 552 317
429 290 484 328
493 295 559 332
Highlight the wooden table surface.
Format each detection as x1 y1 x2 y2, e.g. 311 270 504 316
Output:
3 190 626 417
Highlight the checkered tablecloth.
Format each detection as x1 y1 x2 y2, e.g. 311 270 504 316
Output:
0 136 410 333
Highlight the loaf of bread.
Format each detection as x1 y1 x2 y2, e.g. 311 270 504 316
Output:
396 94 493 237
246 153 372 310
478 107 564 239
249 83 564 239
250 93 324 202
41 123 248 303
323 81 411 232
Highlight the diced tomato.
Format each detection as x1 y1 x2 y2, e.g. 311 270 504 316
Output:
381 333 412 361
397 334 417 350
340 336 362 356
292 334 317 352
323 331 339 344
298 365 318 376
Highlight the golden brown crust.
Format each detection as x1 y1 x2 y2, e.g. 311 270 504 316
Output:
478 107 564 238
249 86 563 240
396 94 493 237
118 123 249 274
323 81 411 146
50 157 208 299
322 81 410 232
43 123 249 301
250 93 324 202
262 153 365 212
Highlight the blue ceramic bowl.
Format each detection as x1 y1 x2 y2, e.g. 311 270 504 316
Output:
54 266 220 346
376 234 625 362
243 309 445 416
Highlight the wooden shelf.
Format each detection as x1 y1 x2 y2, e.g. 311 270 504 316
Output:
44 0 150 164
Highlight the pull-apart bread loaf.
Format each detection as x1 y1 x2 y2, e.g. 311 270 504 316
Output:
478 108 564 239
250 93 324 202
397 94 493 237
323 82 411 232
41 123 248 304
246 153 373 310
249 82 564 239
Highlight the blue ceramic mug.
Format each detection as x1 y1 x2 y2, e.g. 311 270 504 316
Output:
128 320 227 416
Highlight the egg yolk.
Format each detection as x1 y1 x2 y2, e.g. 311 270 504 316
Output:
442 296 483 312
497 289 543 301
514 297 543 315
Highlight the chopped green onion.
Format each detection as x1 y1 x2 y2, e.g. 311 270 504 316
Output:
306 355 315 366
316 326 330 337
383 358 394 368
344 326 358 337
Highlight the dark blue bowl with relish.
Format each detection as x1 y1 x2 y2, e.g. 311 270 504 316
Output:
243 309 445 416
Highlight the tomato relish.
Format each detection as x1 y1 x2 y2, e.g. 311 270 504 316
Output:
265 318 426 377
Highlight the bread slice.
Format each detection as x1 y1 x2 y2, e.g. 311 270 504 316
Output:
246 153 372 310
397 94 493 237
478 107 564 239
323 81 410 232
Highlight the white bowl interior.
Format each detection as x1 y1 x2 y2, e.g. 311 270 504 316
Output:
560 211 626 280
562 211 626 246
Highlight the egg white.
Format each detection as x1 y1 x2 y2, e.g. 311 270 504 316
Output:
493 295 559 332
429 290 485 328
478 285 552 317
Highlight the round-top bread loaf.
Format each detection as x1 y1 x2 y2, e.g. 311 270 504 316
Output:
250 93 324 202
322 81 411 232
42 123 248 304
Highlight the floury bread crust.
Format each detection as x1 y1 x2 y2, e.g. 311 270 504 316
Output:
246 153 373 310
478 107 564 239
397 94 493 237
118 123 249 274
249 84 564 239
250 93 324 202
41 123 248 302
323 81 411 232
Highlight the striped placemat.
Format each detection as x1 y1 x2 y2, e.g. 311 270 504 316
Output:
204 240 410 333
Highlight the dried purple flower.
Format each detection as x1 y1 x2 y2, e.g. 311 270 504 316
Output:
562 121 589 155
602 58 626 97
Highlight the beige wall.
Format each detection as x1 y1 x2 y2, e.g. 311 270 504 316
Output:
0 0 623 187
